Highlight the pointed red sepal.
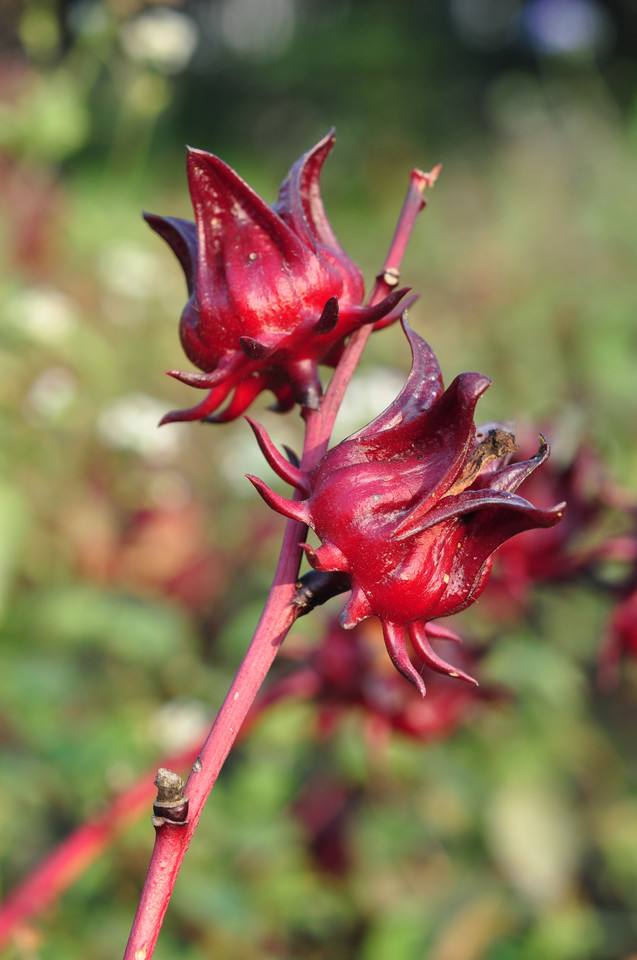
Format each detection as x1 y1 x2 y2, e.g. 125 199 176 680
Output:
382 620 427 696
276 128 344 255
410 622 478 686
206 377 267 423
352 318 444 440
339 585 372 629
246 475 311 525
357 366 492 536
167 352 243 389
143 213 197 294
372 292 419 332
186 146 306 265
273 126 366 304
245 417 310 493
426 622 463 645
301 541 349 573
167 370 227 389
159 381 233 426
299 542 317 563
395 489 564 543
345 287 411 331
486 436 550 493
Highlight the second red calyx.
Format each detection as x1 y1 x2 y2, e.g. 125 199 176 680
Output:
248 320 565 695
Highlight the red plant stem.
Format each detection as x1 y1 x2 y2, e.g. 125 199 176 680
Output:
121 438 320 959
317 165 440 442
0 672 319 949
119 165 437 960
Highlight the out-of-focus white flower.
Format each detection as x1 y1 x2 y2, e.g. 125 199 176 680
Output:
8 286 77 344
98 243 163 300
97 393 180 460
220 0 295 58
152 698 209 751
26 366 77 418
120 8 198 74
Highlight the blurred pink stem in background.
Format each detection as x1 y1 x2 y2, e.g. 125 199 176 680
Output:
0 746 199 949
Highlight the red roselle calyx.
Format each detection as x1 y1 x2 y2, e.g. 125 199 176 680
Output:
248 320 565 695
146 131 432 424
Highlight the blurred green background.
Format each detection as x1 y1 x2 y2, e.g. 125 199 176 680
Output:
1 1 637 957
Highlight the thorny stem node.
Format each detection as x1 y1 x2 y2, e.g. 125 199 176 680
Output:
151 770 188 827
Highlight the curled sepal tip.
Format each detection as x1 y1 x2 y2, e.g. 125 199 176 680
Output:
410 622 478 687
246 475 311 526
382 621 427 697
244 418 310 493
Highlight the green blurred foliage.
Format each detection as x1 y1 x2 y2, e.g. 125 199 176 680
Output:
1 0 637 957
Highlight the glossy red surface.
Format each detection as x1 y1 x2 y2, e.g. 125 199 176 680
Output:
251 321 564 693
145 132 408 423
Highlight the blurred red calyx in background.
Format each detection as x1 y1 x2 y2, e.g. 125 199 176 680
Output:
605 589 637 660
597 526 637 683
145 130 411 425
248 320 564 695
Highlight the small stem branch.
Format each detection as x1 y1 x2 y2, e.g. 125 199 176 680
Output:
293 570 351 617
122 165 436 959
381 166 441 280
